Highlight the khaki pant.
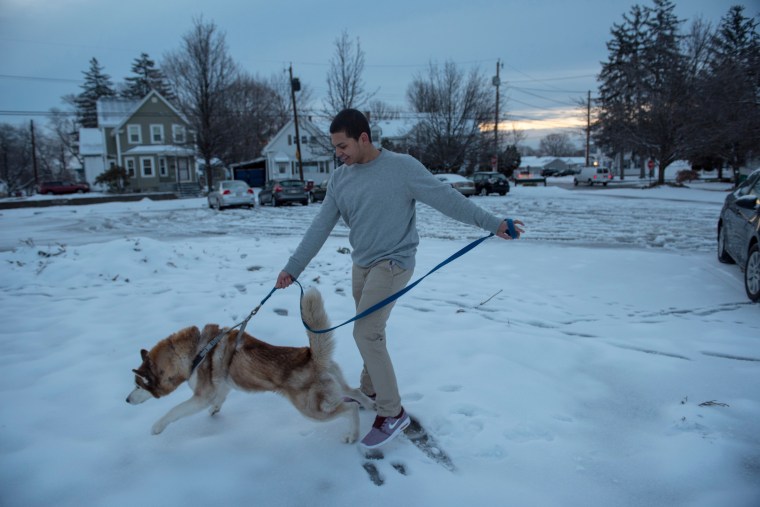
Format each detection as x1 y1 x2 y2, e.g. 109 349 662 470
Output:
351 259 413 417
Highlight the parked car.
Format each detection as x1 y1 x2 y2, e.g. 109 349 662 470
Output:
207 180 255 210
471 171 510 195
556 168 579 177
717 168 760 302
37 181 90 195
436 173 476 197
259 179 309 206
308 180 329 203
540 168 559 177
514 170 547 186
574 166 613 186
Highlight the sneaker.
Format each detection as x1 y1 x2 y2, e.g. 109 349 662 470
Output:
360 409 411 449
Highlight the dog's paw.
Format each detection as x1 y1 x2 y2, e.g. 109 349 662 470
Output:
342 432 359 444
151 422 166 435
209 406 221 416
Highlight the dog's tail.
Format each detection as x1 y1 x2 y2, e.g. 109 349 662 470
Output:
301 287 334 367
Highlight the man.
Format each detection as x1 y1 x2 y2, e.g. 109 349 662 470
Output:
275 109 524 449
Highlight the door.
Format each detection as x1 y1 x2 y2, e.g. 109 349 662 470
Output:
177 158 190 182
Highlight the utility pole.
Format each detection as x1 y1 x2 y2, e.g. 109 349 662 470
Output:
585 90 591 167
289 63 304 182
30 120 39 187
492 59 502 171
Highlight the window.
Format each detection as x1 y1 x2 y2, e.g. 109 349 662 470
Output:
150 125 164 144
140 157 154 177
159 157 168 177
125 158 136 177
287 135 292 146
127 125 141 144
172 125 186 143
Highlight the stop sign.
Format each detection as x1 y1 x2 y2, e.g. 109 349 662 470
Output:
648 159 655 170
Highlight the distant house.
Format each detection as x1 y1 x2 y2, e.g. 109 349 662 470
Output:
262 118 335 184
79 90 197 194
519 156 585 173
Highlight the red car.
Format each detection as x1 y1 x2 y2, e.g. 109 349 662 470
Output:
38 181 90 195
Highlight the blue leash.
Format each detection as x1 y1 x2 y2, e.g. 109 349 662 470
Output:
191 220 516 370
292 218 517 334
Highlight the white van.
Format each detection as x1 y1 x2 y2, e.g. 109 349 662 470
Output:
574 166 613 186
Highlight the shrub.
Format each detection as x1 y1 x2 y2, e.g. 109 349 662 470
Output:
676 169 699 184
95 166 130 193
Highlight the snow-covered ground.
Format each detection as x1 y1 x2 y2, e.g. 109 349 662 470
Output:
1 182 758 507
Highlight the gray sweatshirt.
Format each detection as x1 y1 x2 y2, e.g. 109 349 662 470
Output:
282 149 504 279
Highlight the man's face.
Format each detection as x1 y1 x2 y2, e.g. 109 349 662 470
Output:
331 131 365 165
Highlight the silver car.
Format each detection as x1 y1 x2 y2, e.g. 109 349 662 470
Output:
207 180 255 210
436 173 476 197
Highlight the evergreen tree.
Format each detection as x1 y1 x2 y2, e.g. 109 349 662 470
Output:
122 53 175 101
596 0 687 183
596 4 650 172
699 6 760 179
74 57 116 128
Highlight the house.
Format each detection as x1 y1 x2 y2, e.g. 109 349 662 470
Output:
519 156 586 173
79 90 197 194
261 118 335 184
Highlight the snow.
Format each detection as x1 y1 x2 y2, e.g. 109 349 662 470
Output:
1 181 758 507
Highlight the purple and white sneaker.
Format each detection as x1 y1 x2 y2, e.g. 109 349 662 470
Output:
359 408 410 449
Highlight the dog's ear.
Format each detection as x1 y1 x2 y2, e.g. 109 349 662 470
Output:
140 349 149 360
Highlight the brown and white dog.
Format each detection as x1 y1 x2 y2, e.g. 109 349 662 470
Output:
126 287 375 443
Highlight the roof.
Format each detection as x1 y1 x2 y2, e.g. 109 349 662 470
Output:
122 145 195 157
96 90 189 130
97 98 141 128
78 128 104 156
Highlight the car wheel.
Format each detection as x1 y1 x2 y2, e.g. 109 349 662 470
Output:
302 199 308 206
499 191 506 196
717 224 734 264
745 243 760 302
573 179 578 187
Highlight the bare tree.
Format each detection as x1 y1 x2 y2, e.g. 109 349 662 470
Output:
406 60 492 171
163 17 239 190
0 123 33 192
324 30 376 116
368 99 401 120
220 72 289 163
539 132 575 156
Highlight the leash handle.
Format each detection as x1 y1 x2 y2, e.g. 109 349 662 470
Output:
505 218 517 239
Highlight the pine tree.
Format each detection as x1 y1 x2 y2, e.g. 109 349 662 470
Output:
122 53 175 101
596 0 687 183
701 6 760 177
596 4 650 169
74 57 116 128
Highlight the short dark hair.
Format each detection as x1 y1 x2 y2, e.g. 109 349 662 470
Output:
329 109 371 143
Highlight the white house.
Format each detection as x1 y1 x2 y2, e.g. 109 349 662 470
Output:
262 118 335 184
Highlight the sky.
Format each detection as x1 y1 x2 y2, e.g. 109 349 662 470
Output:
0 0 746 146
1 176 759 506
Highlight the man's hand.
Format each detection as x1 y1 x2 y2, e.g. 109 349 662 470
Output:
275 270 294 289
495 219 525 240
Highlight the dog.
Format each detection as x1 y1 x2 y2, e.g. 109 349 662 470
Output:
126 287 375 443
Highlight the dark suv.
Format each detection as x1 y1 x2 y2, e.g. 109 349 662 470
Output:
258 179 309 206
471 172 510 196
